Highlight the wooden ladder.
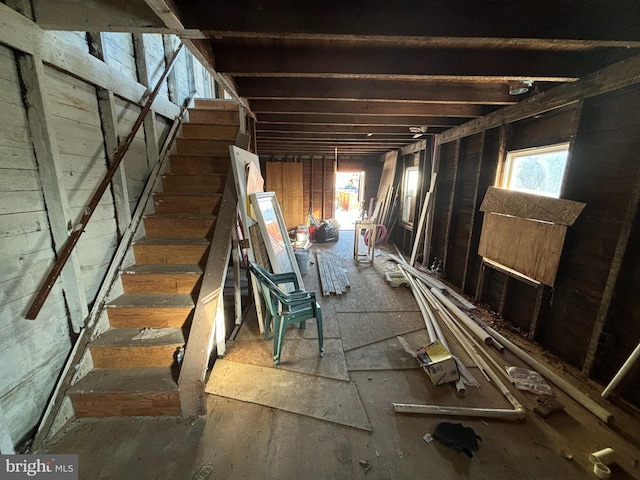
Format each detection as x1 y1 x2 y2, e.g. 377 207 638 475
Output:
67 100 240 417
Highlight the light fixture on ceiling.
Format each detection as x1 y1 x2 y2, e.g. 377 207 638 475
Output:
508 80 533 95
409 125 428 138
366 132 373 137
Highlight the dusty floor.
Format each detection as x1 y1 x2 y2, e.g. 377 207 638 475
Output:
43 231 640 479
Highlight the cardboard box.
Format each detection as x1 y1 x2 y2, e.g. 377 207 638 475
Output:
417 340 460 385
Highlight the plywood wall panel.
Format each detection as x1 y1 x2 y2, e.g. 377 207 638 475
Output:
478 213 567 286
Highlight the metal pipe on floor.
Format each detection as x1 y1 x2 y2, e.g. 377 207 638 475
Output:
486 327 614 424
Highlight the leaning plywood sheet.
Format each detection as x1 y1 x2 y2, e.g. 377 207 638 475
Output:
478 213 567 286
480 186 585 226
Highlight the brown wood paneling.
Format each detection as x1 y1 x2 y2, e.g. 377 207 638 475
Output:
502 280 537 333
543 84 640 368
478 213 567 286
445 133 483 287
463 127 500 296
508 106 578 151
430 142 458 265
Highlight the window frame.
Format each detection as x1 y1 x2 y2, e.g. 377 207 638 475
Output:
501 142 570 198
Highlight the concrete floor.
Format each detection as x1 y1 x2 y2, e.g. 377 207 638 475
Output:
43 231 640 479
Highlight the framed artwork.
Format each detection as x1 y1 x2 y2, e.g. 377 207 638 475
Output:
249 192 304 292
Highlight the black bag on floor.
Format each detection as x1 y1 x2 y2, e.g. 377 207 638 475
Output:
432 422 482 458
315 222 339 243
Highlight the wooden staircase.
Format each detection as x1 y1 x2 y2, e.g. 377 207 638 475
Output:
68 100 240 417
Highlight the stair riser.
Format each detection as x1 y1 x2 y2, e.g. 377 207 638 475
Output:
90 345 182 368
168 156 230 175
161 174 226 194
107 308 193 329
176 138 232 155
70 392 181 417
187 109 239 125
193 99 239 111
153 195 222 214
122 273 202 294
143 217 216 238
181 124 238 139
133 244 209 264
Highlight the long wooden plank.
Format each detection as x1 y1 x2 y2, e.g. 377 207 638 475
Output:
179 172 236 416
478 213 567 286
480 186 586 226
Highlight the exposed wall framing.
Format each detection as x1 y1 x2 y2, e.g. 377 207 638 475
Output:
427 54 640 409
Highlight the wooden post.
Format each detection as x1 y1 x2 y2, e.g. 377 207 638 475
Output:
422 139 440 265
133 34 160 168
441 138 461 276
461 131 486 292
528 285 545 340
18 53 88 328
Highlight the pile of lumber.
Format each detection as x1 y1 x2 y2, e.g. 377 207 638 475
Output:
316 251 350 296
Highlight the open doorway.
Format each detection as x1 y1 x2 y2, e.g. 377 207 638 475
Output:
334 171 364 230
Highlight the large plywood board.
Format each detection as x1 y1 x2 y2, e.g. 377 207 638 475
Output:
478 213 567 286
266 161 304 230
480 186 585 226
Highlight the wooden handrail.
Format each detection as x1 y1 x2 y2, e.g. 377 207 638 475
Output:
179 171 237 416
26 44 184 320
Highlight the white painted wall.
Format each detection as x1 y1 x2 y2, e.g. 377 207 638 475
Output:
0 6 217 447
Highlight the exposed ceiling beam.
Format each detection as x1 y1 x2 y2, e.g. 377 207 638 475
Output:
249 99 495 117
174 0 640 43
256 113 465 127
257 124 445 135
235 78 519 105
213 45 633 81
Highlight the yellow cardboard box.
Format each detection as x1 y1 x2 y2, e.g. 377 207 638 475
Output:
417 340 460 385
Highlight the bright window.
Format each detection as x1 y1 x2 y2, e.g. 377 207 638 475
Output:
402 166 420 224
502 143 569 198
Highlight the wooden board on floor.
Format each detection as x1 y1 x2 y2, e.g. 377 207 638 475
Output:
316 251 350 296
205 359 371 431
478 213 567 286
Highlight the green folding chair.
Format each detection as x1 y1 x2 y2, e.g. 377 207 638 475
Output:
248 261 324 365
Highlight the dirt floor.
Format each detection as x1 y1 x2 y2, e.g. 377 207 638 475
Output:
42 230 640 479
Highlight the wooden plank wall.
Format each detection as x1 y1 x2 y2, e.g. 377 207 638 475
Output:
302 157 336 222
0 4 216 447
546 86 640 368
0 44 72 447
44 65 119 304
428 83 640 408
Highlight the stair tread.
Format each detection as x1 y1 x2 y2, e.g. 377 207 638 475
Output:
134 237 210 245
144 213 216 219
154 192 223 197
161 172 226 177
92 327 185 347
122 264 203 275
107 293 195 308
70 367 178 394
